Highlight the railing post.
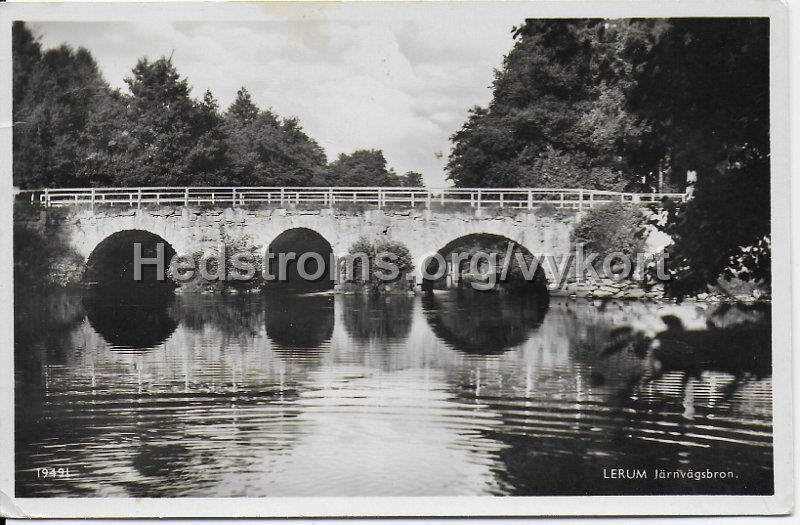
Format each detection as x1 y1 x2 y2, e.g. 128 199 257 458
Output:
426 190 431 209
589 191 594 208
90 188 95 210
527 189 533 209
578 189 583 210
280 188 285 206
184 187 189 207
499 192 504 208
377 188 383 208
45 188 50 208
560 192 565 209
477 189 482 210
137 188 142 209
231 187 236 207
329 187 334 207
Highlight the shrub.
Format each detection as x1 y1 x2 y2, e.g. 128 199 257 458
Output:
571 203 647 268
13 203 85 287
342 236 414 293
172 227 262 293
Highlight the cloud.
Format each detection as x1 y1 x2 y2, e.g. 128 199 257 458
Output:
30 10 523 186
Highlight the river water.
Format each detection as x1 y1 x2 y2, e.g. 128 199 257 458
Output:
15 289 773 497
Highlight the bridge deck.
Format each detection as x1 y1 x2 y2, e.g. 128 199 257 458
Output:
17 187 686 210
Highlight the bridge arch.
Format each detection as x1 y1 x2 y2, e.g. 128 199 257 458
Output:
420 232 549 293
71 212 189 262
408 218 568 287
85 229 177 288
266 227 335 291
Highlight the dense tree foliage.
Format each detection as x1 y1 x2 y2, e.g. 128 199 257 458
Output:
399 171 425 187
447 19 651 190
626 18 771 296
12 23 408 189
13 21 110 188
323 150 401 187
447 18 770 295
223 88 328 186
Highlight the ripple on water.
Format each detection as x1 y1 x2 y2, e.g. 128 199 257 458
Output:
15 292 773 497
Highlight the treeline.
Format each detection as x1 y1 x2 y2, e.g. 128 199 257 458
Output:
12 22 424 190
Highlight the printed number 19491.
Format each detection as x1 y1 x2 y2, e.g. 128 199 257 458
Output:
37 467 70 479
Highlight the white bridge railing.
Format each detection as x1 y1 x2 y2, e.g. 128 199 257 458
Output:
18 187 686 210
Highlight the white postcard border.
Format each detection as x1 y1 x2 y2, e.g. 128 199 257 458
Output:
0 0 792 517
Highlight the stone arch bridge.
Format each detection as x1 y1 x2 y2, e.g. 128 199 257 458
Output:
20 186 681 289
68 206 583 284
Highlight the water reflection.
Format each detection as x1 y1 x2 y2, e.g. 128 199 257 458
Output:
15 290 773 497
84 287 178 352
422 290 549 354
14 288 85 367
264 294 334 366
598 304 772 421
342 294 414 342
170 294 264 338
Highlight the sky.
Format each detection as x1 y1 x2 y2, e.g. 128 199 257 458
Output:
30 12 527 187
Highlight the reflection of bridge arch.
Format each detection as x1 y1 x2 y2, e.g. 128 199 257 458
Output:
85 229 177 287
265 294 334 364
421 232 549 293
84 288 177 351
422 291 550 355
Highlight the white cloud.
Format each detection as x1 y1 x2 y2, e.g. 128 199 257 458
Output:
30 10 522 186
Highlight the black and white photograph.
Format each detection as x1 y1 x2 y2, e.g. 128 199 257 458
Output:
1 0 792 518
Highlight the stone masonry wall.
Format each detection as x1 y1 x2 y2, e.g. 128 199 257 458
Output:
18 204 691 298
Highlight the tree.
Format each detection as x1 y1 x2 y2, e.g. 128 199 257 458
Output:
78 89 132 187
13 22 112 188
446 19 649 190
116 57 203 186
446 17 771 295
186 90 231 185
12 21 41 111
626 19 771 296
224 88 327 186
227 87 259 124
399 171 425 187
325 149 402 187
